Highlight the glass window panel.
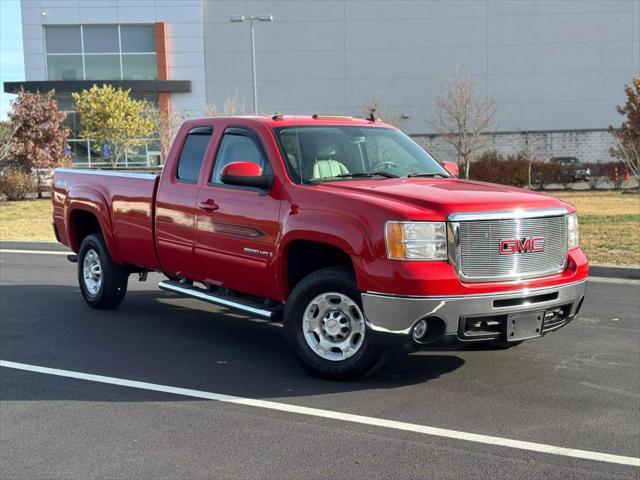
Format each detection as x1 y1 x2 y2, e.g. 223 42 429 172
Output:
126 144 148 166
45 26 81 54
122 54 157 80
89 141 111 165
176 128 212 182
147 140 161 152
54 94 75 111
212 133 266 184
68 140 90 166
63 112 81 137
121 25 156 53
85 54 121 80
148 152 162 168
46 55 83 80
83 25 119 53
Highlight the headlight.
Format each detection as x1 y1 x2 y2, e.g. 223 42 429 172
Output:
567 213 579 249
385 221 447 260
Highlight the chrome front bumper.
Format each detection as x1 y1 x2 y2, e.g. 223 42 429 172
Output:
361 280 586 341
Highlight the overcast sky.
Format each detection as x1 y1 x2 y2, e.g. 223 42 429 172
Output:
0 0 24 120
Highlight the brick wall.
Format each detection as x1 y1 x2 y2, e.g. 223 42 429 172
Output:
412 129 616 164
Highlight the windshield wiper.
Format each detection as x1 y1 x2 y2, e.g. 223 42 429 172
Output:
304 171 399 184
407 172 448 178
335 171 399 179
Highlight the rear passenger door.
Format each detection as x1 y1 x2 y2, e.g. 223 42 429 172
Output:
155 126 213 279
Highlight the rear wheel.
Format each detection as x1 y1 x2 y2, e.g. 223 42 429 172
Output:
78 234 129 309
284 267 387 380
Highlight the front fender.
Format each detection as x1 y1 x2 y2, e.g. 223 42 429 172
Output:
276 208 376 298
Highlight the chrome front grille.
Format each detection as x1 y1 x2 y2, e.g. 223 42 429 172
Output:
451 213 568 281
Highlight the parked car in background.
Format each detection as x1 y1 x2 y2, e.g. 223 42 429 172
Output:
32 168 54 188
550 157 591 182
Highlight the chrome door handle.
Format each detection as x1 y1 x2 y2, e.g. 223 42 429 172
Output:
198 199 219 212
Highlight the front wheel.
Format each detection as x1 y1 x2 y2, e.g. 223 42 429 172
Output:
78 234 129 309
283 267 387 380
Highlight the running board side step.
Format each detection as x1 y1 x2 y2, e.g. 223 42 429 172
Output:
158 280 276 319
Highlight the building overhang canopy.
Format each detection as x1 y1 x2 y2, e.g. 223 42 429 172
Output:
3 80 191 94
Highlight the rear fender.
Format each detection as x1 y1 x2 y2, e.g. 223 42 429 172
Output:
66 187 122 264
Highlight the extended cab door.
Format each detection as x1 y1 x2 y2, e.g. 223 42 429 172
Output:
155 126 213 278
194 127 281 300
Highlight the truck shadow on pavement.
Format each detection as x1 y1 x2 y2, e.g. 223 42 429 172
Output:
0 284 465 401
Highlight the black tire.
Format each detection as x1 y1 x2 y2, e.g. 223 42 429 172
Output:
78 233 129 309
283 267 387 380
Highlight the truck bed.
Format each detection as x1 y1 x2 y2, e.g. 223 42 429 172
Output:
52 169 162 270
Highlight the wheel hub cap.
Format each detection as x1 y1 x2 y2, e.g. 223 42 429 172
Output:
302 292 365 361
83 249 102 295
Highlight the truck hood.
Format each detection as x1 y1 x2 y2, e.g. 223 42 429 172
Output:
313 178 572 219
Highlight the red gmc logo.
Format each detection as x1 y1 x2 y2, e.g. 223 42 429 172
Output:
499 237 545 255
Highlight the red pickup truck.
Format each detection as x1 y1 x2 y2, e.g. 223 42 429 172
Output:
52 115 588 379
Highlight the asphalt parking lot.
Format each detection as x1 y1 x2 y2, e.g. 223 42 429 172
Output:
1 249 638 479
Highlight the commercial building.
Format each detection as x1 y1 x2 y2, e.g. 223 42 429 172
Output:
5 0 639 167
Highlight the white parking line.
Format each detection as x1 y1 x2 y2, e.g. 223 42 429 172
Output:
1 360 638 468
0 249 70 256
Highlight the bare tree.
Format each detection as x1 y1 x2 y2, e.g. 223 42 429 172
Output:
521 131 541 189
148 106 189 164
204 91 247 117
0 119 21 167
361 96 406 128
609 77 640 180
428 66 497 179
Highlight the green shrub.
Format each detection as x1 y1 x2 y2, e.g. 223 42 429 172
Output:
0 169 34 200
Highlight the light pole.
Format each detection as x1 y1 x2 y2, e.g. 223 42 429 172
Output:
230 13 273 114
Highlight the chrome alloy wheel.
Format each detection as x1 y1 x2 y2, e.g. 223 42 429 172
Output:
302 292 366 361
82 249 102 295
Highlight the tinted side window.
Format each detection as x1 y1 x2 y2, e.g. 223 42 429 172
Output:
211 133 266 184
176 127 212 182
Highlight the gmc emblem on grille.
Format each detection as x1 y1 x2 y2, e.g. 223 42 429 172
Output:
499 237 545 255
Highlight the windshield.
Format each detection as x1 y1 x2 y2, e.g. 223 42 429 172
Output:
273 126 448 184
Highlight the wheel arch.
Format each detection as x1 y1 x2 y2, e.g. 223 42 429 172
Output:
278 236 357 299
66 196 121 264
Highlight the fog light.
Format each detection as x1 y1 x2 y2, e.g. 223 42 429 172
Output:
412 319 428 341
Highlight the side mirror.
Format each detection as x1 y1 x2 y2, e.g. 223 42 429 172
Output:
441 161 459 177
221 161 271 189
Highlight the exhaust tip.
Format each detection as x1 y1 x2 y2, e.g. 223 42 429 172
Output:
412 316 446 344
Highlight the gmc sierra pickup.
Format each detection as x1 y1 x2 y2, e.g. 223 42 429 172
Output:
52 115 588 379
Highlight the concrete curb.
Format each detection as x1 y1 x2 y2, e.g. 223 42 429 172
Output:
1 241 639 280
0 241 70 252
590 265 640 280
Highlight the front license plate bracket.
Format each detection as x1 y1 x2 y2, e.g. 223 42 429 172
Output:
507 311 544 342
